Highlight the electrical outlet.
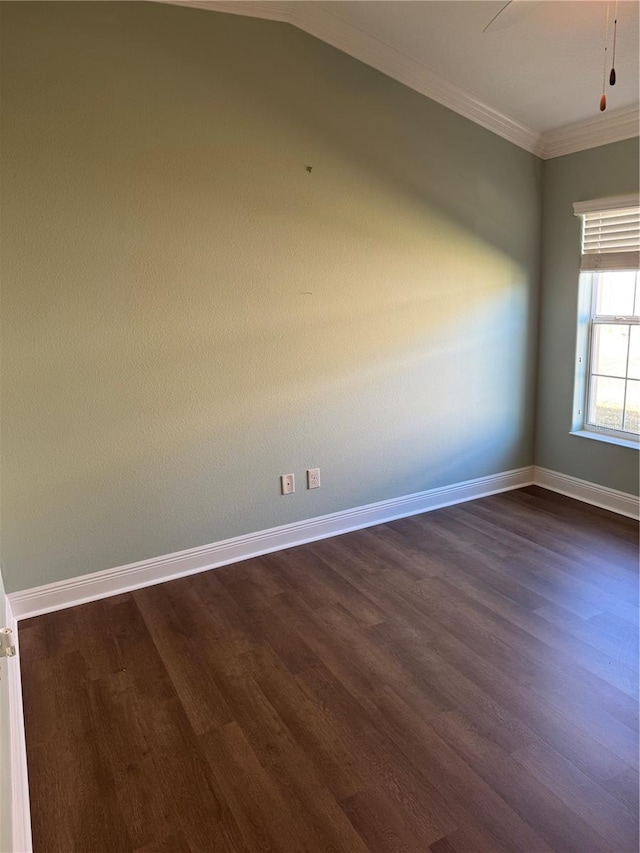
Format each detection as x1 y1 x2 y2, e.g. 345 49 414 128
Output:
281 473 295 495
307 468 320 489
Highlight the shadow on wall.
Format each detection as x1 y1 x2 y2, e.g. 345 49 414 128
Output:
151 3 542 269
0 1 541 588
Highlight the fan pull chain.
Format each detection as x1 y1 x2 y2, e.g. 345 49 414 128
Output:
610 1 618 85
600 3 610 111
482 0 513 33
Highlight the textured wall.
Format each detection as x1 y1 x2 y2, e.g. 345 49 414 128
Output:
535 138 640 494
0 2 541 592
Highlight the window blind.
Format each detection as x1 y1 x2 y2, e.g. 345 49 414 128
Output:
573 195 640 272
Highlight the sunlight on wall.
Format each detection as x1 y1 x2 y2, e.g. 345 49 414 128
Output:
0 2 541 589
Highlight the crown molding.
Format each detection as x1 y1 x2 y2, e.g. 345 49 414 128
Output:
155 1 638 160
157 0 544 155
157 0 291 21
291 1 544 156
539 107 640 159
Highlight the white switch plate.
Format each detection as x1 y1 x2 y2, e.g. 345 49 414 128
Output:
281 473 295 495
307 468 320 489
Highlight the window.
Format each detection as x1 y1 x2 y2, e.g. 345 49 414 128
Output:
573 195 640 446
585 271 639 438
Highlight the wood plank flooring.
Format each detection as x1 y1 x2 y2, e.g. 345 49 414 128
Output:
19 486 639 852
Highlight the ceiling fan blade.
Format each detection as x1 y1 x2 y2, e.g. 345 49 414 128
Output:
483 0 541 34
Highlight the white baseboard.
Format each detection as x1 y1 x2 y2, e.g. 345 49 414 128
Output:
8 466 534 620
533 466 640 521
6 600 33 853
3 462 633 853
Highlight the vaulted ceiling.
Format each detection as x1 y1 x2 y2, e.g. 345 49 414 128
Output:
160 0 640 158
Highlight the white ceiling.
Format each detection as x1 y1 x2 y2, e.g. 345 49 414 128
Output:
317 1 639 131
161 0 640 157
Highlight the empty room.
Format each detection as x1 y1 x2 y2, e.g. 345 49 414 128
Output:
0 1 639 851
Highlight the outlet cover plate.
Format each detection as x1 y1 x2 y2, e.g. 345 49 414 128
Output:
281 473 295 495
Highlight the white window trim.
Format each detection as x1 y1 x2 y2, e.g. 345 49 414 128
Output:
571 193 640 450
571 271 639 448
569 428 639 451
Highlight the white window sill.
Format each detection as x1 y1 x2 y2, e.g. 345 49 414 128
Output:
570 430 639 450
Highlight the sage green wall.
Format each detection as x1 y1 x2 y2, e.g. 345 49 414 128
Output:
0 2 541 593
535 138 640 494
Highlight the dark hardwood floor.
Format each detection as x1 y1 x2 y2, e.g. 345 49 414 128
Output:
19 486 639 852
